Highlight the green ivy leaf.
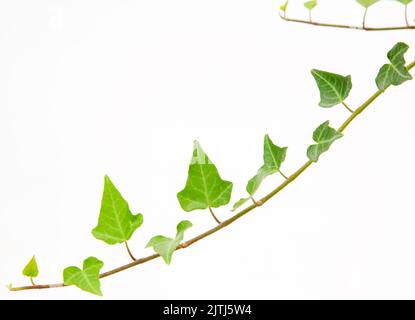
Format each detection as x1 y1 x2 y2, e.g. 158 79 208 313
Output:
63 257 104 296
376 42 412 91
280 1 289 12
356 0 380 8
307 121 343 162
232 135 287 211
146 221 193 265
177 141 233 212
22 256 39 278
397 0 412 5
304 0 317 10
311 69 352 108
92 175 143 245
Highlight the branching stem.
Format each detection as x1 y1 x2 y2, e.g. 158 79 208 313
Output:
208 207 221 224
9 60 415 293
279 170 289 180
124 241 136 261
279 14 415 31
342 102 354 113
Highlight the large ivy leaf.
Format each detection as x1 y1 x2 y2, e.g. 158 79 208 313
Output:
63 257 104 296
146 221 193 265
233 135 287 211
22 256 38 278
304 0 317 10
92 175 143 245
307 121 343 162
311 69 352 108
177 141 233 212
376 42 412 91
356 0 380 8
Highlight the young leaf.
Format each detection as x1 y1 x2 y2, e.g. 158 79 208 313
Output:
63 257 104 296
397 0 412 5
177 141 233 212
304 0 317 10
22 256 39 278
232 135 287 211
307 121 343 162
146 220 193 265
280 1 289 13
92 175 143 245
376 42 412 91
356 0 380 8
311 69 352 108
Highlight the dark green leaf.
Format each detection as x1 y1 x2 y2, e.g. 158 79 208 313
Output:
307 121 343 162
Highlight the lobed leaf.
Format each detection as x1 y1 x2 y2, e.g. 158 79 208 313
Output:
356 0 380 8
177 141 233 212
304 0 317 10
232 135 287 211
92 175 143 245
311 69 352 108
376 42 412 91
307 121 343 162
22 256 39 278
146 220 193 265
63 257 104 296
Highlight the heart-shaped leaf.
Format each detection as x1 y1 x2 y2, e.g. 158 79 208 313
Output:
63 257 104 296
311 69 352 108
92 175 143 245
22 256 38 278
233 135 287 211
177 141 233 212
146 221 193 265
356 0 380 8
376 42 412 91
280 1 289 13
307 121 343 162
304 0 317 10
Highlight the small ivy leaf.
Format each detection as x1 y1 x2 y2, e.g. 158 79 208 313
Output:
376 42 412 91
397 0 412 5
146 220 193 265
63 257 104 296
232 135 287 211
22 256 39 278
232 197 250 212
304 0 317 10
280 1 289 13
307 121 343 162
356 0 380 8
92 175 143 245
311 69 352 108
177 141 233 212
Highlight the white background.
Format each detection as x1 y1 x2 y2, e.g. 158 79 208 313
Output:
1 0 415 300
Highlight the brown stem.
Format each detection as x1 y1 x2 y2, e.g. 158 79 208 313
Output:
8 60 415 293
279 14 415 31
208 207 221 224
124 241 136 261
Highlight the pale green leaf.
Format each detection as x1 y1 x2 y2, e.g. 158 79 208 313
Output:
376 42 412 91
307 121 343 162
311 69 352 108
92 175 143 245
304 0 317 10
397 0 412 5
356 0 380 8
63 257 104 296
177 141 233 212
280 1 289 12
232 135 287 211
22 256 38 278
146 221 193 265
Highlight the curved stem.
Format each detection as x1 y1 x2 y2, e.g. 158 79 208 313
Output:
9 60 415 293
124 241 136 261
362 8 368 29
279 170 289 180
279 14 415 31
208 207 221 224
30 277 35 286
342 102 354 113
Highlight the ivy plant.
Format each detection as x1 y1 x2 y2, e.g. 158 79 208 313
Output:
8 42 415 296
